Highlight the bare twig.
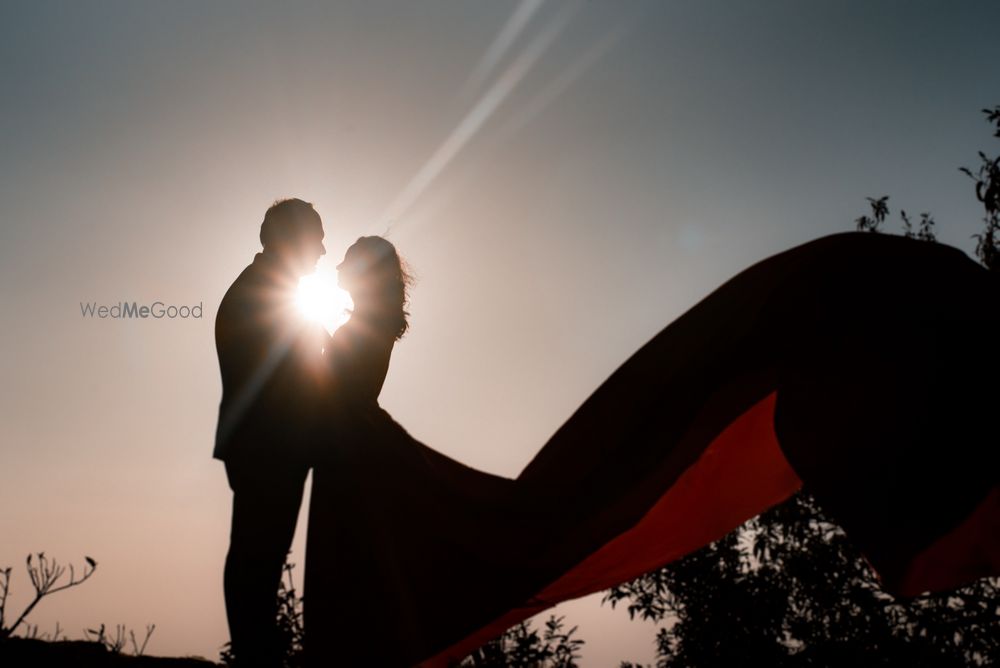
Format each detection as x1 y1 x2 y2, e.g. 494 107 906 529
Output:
0 553 97 639
0 567 11 631
86 623 127 653
130 624 156 657
109 624 127 653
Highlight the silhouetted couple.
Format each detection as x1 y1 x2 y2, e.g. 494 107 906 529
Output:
214 198 412 666
215 199 998 667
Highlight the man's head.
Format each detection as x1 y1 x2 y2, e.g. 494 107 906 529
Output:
260 198 326 276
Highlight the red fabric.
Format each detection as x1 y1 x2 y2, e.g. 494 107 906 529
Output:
898 486 1000 597
422 393 802 666
304 233 999 667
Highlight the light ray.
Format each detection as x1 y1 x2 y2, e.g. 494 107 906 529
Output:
378 3 579 234
494 19 632 143
458 0 546 103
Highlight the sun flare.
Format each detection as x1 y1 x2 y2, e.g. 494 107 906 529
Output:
296 270 353 334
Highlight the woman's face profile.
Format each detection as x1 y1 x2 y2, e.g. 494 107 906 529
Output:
335 258 349 291
336 250 373 295
336 238 399 301
335 250 360 292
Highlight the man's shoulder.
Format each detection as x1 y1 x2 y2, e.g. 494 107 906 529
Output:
220 260 262 304
216 259 308 351
218 259 275 321
215 261 267 346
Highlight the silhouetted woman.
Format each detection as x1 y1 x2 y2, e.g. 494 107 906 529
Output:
304 232 998 667
325 235 410 413
305 236 555 666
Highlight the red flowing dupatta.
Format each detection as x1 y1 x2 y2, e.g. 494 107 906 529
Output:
417 232 999 666
304 233 998 667
425 393 801 665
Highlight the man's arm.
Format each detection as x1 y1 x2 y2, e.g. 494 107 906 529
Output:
216 282 326 458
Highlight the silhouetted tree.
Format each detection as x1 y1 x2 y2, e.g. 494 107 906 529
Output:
607 492 998 667
253 108 1000 668
603 106 1000 667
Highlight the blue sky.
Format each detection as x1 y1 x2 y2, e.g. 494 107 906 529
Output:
1 1 998 663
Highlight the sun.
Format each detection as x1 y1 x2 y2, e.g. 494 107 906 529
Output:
295 268 353 333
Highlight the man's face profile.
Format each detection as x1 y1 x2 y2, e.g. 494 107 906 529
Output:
295 224 326 275
261 199 327 277
267 224 325 277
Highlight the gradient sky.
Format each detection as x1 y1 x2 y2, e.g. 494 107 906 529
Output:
1 1 998 663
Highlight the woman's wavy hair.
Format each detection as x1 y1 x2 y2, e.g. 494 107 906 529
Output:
339 236 412 339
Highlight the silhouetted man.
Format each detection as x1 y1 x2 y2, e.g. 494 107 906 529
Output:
214 198 329 667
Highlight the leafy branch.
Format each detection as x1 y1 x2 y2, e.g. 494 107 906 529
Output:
220 557 303 667
854 195 890 233
960 106 1000 270
854 196 938 243
460 614 585 667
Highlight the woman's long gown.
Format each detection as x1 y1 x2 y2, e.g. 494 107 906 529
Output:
304 232 999 667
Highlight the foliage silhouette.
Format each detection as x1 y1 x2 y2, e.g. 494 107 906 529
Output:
605 493 999 667
219 557 583 668
220 558 303 667
854 195 890 233
961 106 1000 269
459 614 585 667
224 106 1000 667
601 104 1000 667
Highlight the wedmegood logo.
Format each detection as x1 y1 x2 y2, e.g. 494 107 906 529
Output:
79 301 204 319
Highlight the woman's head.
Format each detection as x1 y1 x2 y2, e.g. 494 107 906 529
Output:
337 236 411 339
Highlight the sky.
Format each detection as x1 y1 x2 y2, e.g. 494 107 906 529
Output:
1 0 998 663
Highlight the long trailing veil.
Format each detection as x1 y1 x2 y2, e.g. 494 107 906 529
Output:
304 231 999 667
